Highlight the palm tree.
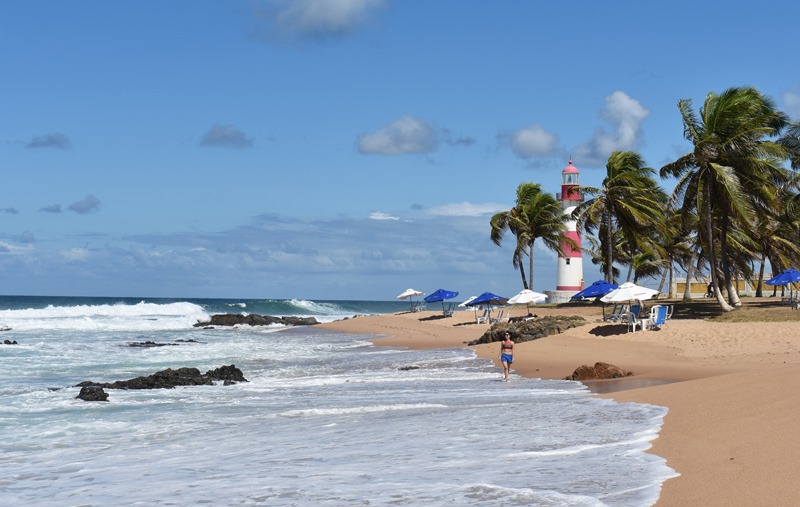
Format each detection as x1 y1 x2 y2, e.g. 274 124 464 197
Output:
490 182 569 290
572 150 666 284
661 86 790 311
778 121 800 169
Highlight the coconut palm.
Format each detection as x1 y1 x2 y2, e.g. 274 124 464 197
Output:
490 182 569 290
572 150 666 284
661 86 790 311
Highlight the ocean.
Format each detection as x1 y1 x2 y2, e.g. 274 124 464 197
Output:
0 296 677 506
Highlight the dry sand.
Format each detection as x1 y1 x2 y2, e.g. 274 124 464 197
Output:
319 302 800 506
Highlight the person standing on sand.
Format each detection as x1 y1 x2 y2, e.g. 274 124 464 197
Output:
500 332 514 382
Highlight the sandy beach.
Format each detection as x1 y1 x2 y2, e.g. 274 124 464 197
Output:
319 301 800 506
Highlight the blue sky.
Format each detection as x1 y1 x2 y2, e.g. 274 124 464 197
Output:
2 1 798 300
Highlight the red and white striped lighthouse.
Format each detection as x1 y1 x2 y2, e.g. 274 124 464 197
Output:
556 160 583 292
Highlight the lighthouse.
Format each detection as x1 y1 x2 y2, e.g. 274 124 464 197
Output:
550 160 584 301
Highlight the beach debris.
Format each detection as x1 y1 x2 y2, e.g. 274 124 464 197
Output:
467 315 588 345
564 362 633 381
77 386 109 402
74 364 248 390
194 314 318 327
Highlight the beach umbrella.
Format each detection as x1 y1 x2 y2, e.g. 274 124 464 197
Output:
465 291 508 320
396 288 425 311
765 268 800 299
458 296 478 308
507 289 547 314
571 280 618 300
424 289 459 312
600 282 659 303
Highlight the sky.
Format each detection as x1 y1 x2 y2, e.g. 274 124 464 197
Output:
2 0 799 300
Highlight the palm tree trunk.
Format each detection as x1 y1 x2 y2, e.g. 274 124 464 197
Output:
528 243 535 290
604 210 614 283
683 242 700 301
704 179 734 311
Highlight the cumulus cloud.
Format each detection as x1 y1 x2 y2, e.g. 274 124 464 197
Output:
251 0 387 42
572 91 650 166
427 202 507 217
199 124 254 148
68 194 101 215
369 211 399 221
357 116 438 155
508 124 559 158
25 132 72 149
40 204 62 213
784 89 800 119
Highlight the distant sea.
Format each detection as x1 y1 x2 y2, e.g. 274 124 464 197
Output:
0 295 676 506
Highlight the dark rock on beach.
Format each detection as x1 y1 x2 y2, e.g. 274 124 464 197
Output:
77 386 109 402
194 313 318 327
564 362 633 381
127 341 178 347
75 364 248 390
467 315 588 346
3 339 18 345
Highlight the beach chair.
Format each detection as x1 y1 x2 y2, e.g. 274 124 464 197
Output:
490 310 506 324
665 305 674 321
625 311 645 333
646 305 668 330
442 303 455 317
412 302 426 312
476 308 490 324
604 304 626 322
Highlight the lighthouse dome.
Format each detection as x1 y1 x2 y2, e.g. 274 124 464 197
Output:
562 160 579 174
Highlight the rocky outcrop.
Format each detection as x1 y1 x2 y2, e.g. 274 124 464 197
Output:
564 362 633 381
77 386 109 401
194 314 318 327
74 365 248 390
467 315 588 346
3 339 18 345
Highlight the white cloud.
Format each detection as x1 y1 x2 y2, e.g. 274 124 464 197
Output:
427 202 507 217
61 247 89 261
357 116 437 155
784 89 800 119
510 124 559 158
369 211 399 221
572 91 650 166
252 0 387 42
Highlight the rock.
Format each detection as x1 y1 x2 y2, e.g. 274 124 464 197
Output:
3 339 18 345
194 314 318 327
77 386 109 402
398 366 420 371
75 365 248 390
564 362 633 381
127 341 178 347
467 315 588 346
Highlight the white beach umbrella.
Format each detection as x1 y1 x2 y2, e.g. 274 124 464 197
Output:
599 282 658 303
458 296 478 308
508 289 547 314
396 288 425 311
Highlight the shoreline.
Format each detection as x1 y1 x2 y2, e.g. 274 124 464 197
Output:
319 303 800 506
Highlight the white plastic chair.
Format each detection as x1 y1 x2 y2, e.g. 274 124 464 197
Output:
626 311 645 333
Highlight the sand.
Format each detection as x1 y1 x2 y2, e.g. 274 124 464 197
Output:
319 302 800 506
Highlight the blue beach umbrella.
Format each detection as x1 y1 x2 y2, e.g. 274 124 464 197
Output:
571 280 619 300
465 292 509 320
765 268 800 286
766 268 800 299
424 289 459 311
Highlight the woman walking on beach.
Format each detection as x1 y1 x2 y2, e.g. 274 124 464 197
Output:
500 332 514 381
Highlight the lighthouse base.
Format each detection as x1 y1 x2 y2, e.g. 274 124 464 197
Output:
545 289 580 304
